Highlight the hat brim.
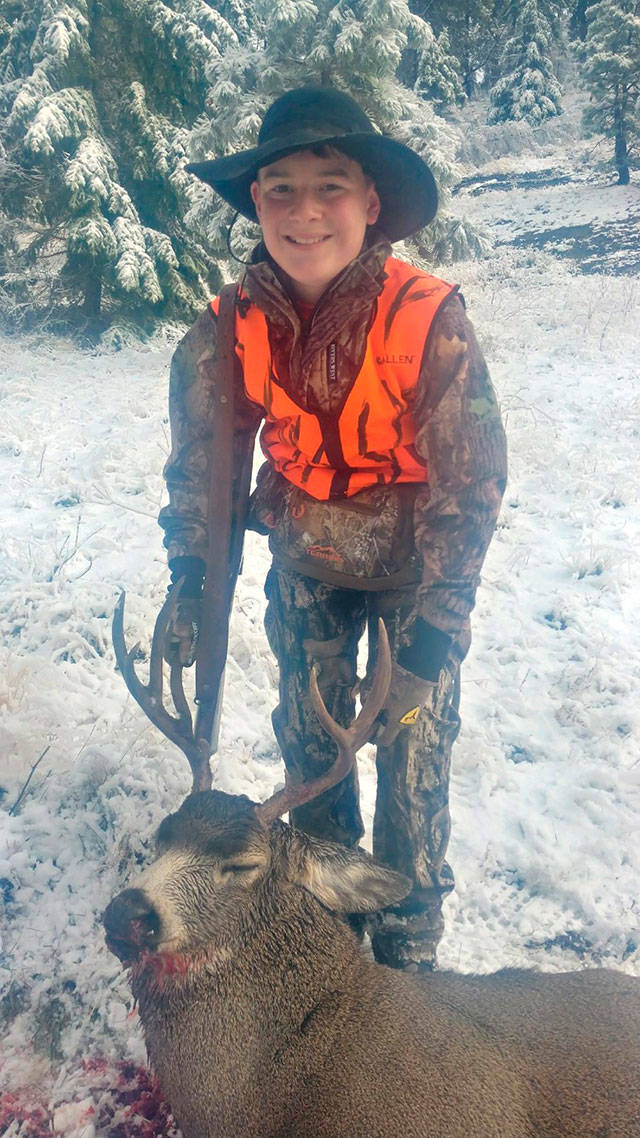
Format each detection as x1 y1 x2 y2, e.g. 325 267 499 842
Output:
185 130 438 242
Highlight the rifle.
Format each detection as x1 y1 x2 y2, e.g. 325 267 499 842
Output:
113 282 255 790
194 281 247 756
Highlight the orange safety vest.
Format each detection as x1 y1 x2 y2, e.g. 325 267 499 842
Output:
211 257 456 500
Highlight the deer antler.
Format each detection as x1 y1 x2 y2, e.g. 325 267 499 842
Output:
112 586 213 792
113 591 391 810
257 619 391 823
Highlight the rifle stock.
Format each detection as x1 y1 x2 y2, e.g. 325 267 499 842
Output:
194 283 249 756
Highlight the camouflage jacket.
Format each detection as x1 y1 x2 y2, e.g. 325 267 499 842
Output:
158 239 507 659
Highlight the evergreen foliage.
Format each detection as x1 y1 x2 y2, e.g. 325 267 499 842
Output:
408 19 464 111
410 0 567 95
497 0 565 36
489 0 562 124
580 0 640 184
411 0 496 98
569 0 591 39
0 0 238 337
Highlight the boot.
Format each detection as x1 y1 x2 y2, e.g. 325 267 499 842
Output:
370 899 445 972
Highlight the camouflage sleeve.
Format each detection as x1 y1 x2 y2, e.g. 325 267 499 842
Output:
412 293 507 641
157 305 263 568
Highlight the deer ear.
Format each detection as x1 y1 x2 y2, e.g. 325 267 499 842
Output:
290 833 412 914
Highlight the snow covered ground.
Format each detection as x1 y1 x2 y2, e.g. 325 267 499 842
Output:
1 116 639 1135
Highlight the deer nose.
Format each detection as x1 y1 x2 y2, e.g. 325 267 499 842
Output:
103 887 161 962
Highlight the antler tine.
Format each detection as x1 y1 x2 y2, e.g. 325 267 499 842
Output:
257 619 391 824
113 588 180 727
312 618 392 746
112 589 212 792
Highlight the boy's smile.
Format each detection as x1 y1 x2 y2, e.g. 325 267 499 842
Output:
250 149 380 305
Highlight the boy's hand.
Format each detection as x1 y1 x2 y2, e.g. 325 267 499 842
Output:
163 596 202 668
369 662 437 748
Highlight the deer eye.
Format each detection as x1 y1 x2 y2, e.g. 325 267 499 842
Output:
220 862 261 875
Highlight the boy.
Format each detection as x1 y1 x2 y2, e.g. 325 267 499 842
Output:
159 87 507 971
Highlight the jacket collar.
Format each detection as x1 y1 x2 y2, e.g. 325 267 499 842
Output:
241 234 392 334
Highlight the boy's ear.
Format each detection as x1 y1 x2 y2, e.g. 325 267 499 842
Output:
286 830 411 914
366 185 381 226
250 179 262 218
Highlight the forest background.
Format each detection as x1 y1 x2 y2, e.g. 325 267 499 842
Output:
0 0 638 343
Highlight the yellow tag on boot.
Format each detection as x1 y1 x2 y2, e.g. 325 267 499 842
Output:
400 706 421 726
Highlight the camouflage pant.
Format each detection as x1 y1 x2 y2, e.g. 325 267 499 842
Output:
264 567 462 970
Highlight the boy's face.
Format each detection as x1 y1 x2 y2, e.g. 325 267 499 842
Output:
250 149 380 305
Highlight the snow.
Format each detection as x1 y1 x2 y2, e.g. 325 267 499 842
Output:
1 115 639 1134
41 6 90 60
24 89 98 156
113 218 163 301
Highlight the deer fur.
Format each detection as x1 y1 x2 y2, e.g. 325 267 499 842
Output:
104 790 640 1138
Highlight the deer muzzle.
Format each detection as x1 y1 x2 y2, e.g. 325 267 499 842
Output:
104 888 162 963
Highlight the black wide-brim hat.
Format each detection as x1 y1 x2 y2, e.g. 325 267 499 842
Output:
185 87 438 242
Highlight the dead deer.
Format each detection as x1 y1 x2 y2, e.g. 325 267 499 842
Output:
106 593 640 1138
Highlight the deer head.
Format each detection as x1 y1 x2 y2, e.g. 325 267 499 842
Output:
104 789 411 966
107 599 404 964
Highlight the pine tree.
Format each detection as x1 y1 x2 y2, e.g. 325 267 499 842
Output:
188 0 470 270
580 0 640 184
0 0 239 338
489 0 562 124
410 0 496 98
569 0 590 39
408 19 464 111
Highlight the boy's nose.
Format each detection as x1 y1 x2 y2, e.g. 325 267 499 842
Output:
289 189 322 220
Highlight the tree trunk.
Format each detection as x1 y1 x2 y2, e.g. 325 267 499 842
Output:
463 14 475 97
82 272 102 318
614 97 630 186
463 61 475 99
